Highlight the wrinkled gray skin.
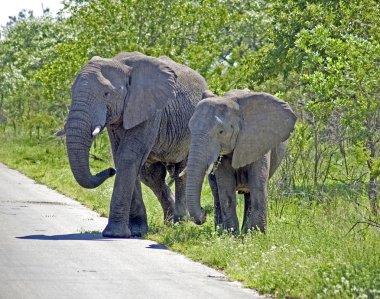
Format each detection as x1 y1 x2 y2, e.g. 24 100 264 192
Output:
65 52 207 237
186 89 296 233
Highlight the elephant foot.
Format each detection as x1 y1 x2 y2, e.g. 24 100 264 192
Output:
129 216 149 237
242 226 265 234
173 214 186 223
241 220 266 234
173 210 187 223
216 223 239 235
102 221 131 238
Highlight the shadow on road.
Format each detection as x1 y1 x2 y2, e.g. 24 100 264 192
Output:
146 243 167 250
16 234 168 249
17 233 111 241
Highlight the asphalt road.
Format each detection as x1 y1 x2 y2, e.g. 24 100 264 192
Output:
0 163 265 299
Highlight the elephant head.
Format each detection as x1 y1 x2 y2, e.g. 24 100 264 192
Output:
186 89 296 224
65 53 177 189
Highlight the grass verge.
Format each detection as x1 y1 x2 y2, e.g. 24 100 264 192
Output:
0 130 379 298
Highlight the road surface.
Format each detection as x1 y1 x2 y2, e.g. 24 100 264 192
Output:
0 163 264 299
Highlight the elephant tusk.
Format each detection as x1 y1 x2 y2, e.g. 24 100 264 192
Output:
206 163 214 175
178 167 187 177
92 126 102 136
215 115 224 125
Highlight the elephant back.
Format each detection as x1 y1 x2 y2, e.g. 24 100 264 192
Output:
158 55 207 106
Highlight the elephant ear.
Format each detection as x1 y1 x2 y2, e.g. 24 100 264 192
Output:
223 88 251 98
118 54 177 130
232 92 296 169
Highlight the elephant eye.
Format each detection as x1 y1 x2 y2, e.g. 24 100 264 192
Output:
219 129 224 134
104 92 110 97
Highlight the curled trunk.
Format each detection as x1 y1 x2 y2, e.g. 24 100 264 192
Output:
65 101 115 189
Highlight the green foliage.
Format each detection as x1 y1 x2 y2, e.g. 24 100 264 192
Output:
0 11 67 132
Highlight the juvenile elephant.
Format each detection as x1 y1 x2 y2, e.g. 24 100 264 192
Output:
185 89 296 233
65 52 207 237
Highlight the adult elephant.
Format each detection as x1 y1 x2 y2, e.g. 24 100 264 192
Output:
65 52 207 237
186 89 296 233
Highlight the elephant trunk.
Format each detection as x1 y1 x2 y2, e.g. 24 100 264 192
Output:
65 101 115 189
185 135 211 225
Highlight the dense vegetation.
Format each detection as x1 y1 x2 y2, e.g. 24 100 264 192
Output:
0 1 379 298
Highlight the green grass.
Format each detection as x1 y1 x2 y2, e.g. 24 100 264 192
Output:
0 129 379 299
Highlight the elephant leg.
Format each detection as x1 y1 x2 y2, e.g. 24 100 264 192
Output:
208 173 223 229
140 162 175 222
214 158 239 233
241 192 252 233
103 119 159 238
247 153 270 233
108 127 148 236
173 160 187 222
129 178 148 237
102 165 134 238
